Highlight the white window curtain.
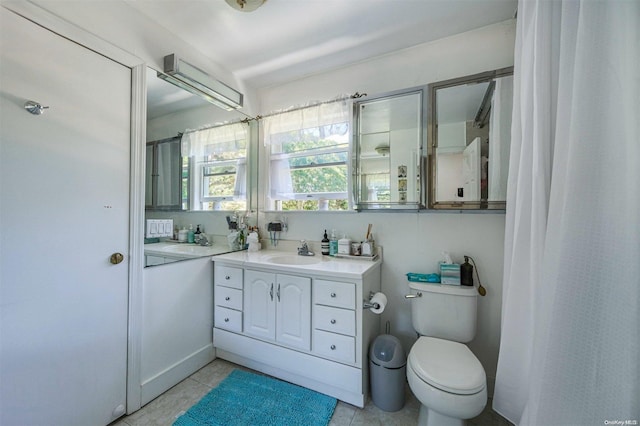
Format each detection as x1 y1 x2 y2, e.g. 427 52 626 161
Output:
493 1 639 425
181 122 248 160
262 99 351 204
262 100 350 146
233 158 247 200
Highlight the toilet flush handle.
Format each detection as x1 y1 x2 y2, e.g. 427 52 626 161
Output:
404 292 422 299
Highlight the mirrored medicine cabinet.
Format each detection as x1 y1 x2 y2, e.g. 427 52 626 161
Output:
428 67 514 210
353 88 426 210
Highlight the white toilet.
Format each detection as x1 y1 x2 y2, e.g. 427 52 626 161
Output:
406 282 487 426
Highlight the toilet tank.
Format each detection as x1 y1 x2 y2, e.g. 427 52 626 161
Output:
408 282 478 343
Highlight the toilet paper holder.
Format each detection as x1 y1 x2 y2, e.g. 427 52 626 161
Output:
363 291 381 310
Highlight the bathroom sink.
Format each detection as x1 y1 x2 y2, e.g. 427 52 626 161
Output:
162 244 215 255
266 255 321 265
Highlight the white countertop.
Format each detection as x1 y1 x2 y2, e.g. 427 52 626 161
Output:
212 248 381 280
144 241 236 260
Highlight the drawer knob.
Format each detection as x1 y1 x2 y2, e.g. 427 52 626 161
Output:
224 318 229 322
330 319 336 324
225 296 230 301
225 275 230 280
330 292 336 298
330 345 336 350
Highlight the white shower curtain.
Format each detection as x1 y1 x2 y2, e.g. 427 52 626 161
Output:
494 1 639 425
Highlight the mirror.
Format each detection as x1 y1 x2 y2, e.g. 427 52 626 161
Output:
144 66 256 266
353 88 425 210
428 67 513 210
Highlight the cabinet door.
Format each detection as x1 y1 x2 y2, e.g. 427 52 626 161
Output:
244 270 276 341
276 274 311 351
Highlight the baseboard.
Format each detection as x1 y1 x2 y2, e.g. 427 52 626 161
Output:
140 344 215 406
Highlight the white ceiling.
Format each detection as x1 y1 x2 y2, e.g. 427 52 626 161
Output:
127 0 517 91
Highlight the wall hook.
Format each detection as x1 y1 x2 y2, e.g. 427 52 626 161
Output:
24 100 49 115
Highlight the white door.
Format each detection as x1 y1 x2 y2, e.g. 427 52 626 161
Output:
243 270 276 341
276 274 311 350
462 137 481 201
0 9 131 426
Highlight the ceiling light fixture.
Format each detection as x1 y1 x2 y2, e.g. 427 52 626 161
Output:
158 54 243 111
225 0 267 12
375 144 391 156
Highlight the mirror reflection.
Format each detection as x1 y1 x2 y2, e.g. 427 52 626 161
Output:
428 67 513 209
354 89 424 210
144 67 255 267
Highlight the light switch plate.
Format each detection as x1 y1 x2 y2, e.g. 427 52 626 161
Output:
146 219 174 238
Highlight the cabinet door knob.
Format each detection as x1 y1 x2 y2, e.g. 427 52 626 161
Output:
330 292 336 298
224 318 229 322
330 319 336 324
225 296 230 301
225 275 230 280
330 345 336 350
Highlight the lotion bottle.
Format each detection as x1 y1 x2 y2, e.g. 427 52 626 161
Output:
329 229 338 256
187 224 195 243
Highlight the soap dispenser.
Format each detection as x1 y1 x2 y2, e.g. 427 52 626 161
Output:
187 224 195 243
321 230 330 255
329 229 338 256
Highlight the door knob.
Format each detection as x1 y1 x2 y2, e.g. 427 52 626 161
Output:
110 253 124 265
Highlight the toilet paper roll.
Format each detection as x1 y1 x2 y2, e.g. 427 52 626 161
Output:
369 292 387 314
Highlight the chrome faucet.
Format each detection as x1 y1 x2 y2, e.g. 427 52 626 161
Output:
195 234 210 246
297 240 315 256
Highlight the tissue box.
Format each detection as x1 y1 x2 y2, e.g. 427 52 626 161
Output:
439 263 461 285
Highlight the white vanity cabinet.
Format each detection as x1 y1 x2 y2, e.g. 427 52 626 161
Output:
212 251 381 408
214 265 243 333
244 270 311 351
312 280 357 364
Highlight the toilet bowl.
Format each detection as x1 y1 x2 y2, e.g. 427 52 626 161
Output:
407 336 486 426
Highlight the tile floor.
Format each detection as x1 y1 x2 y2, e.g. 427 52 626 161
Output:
112 358 512 426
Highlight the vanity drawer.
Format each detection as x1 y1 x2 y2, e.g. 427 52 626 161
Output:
313 280 355 309
215 265 243 290
313 329 355 364
215 306 242 333
313 305 355 336
215 286 243 311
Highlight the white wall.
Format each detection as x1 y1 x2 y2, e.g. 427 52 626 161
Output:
259 19 516 391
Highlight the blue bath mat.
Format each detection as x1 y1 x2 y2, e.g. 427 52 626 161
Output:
174 369 337 426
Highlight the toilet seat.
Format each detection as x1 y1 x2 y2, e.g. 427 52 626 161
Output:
408 336 485 395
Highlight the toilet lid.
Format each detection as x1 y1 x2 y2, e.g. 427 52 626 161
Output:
408 337 486 395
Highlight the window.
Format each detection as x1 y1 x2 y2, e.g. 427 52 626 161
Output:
181 122 248 211
263 100 351 211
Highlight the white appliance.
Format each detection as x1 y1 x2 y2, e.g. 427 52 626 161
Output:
405 282 487 426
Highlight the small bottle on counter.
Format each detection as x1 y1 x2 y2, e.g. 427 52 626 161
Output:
338 234 351 255
187 224 195 243
321 230 330 255
329 229 338 256
178 226 188 242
